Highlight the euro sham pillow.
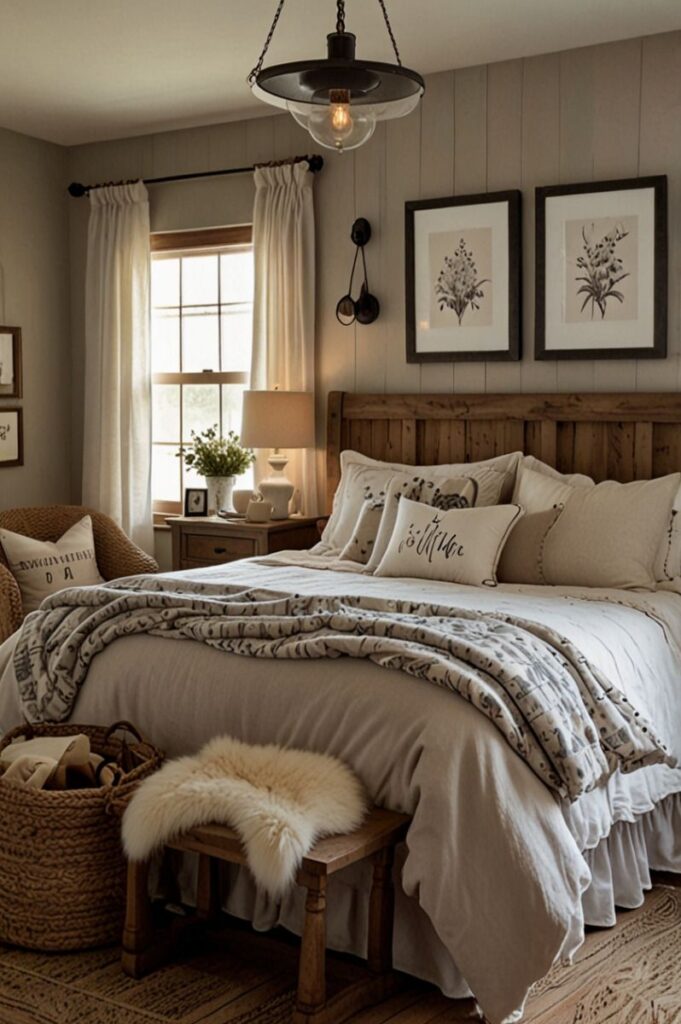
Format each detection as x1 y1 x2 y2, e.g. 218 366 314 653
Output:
515 458 681 585
516 467 680 590
497 506 563 585
0 515 104 613
321 449 522 553
374 498 523 587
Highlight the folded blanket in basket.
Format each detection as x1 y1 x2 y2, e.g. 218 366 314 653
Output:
0 734 114 789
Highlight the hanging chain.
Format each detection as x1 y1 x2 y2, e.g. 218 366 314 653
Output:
376 0 402 65
247 0 287 84
336 0 346 32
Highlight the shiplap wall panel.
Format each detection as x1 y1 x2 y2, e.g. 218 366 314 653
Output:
520 54 560 394
453 65 488 394
485 59 523 393
67 31 681 504
419 70 455 394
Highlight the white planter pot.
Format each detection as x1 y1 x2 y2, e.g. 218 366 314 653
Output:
205 476 236 515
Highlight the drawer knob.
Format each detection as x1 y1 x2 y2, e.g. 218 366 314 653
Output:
214 546 227 555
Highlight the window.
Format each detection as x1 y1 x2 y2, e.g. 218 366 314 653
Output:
150 226 254 518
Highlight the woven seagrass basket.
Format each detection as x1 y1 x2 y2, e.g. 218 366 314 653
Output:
0 721 163 951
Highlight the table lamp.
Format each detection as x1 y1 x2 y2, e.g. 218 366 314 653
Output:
240 390 315 519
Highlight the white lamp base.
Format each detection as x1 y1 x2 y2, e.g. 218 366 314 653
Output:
259 453 294 519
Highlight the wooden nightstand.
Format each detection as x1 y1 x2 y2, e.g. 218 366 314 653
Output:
167 516 320 571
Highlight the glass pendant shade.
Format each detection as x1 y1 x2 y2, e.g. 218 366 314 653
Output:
249 4 424 154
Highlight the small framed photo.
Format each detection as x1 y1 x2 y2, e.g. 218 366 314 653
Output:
0 326 22 398
0 408 23 468
536 176 667 360
184 487 208 517
405 190 521 362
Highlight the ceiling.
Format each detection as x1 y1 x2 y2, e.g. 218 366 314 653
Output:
1 0 679 147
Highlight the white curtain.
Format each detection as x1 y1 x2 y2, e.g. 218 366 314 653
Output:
82 181 153 552
250 162 318 515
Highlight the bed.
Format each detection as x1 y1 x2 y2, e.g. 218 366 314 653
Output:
1 391 681 1024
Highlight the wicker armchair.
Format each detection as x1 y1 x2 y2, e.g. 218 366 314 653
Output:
0 505 158 644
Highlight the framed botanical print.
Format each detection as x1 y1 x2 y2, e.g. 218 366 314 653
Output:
0 408 23 468
0 326 22 398
535 176 667 359
405 190 521 362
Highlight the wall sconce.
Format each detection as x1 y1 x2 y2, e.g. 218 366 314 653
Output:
336 218 380 326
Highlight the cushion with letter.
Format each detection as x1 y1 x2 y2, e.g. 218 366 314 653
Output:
0 515 104 613
374 498 523 586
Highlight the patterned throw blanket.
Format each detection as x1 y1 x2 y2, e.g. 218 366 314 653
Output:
13 577 674 800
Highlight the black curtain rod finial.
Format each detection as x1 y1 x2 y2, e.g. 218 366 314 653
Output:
68 182 88 197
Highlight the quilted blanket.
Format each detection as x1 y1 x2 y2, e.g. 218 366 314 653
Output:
13 576 673 800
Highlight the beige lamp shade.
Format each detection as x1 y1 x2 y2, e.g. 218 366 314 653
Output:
240 390 315 449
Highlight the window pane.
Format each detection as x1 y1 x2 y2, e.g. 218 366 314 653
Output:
220 249 254 304
221 305 252 372
221 383 246 438
152 445 181 501
152 258 180 307
182 254 218 305
182 308 219 371
152 384 180 443
152 310 180 372
182 384 220 443
183 462 207 490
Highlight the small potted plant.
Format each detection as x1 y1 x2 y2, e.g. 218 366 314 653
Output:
177 426 254 515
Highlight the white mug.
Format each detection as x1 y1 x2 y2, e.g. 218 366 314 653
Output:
232 489 256 515
246 499 274 522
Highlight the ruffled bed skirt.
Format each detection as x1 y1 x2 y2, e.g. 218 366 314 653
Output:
582 790 681 926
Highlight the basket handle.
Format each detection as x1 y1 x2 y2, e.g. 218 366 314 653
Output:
103 720 146 745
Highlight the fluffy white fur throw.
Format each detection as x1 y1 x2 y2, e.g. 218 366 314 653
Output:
122 735 368 897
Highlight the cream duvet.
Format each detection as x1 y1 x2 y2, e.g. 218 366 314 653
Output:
1 552 680 1022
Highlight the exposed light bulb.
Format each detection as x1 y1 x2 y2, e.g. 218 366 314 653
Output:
289 91 376 153
330 102 352 135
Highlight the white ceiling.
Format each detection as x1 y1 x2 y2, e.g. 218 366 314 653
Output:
0 0 679 147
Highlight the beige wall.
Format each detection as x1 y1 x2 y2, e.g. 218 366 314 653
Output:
0 128 72 510
67 30 681 505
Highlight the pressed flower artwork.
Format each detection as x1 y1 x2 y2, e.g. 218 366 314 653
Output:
429 228 493 329
406 190 521 362
564 216 638 323
536 176 667 360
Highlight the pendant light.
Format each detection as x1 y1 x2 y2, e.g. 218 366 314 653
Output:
248 0 425 153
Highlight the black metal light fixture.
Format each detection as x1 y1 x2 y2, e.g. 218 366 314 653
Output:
248 0 425 153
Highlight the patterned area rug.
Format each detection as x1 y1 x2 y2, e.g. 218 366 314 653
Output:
0 887 678 1024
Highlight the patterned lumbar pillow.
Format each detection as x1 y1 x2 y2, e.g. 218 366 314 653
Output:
374 498 523 586
338 500 385 564
0 515 104 613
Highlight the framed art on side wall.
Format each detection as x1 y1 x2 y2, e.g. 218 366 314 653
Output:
0 409 23 468
535 176 667 359
405 190 521 362
0 326 22 398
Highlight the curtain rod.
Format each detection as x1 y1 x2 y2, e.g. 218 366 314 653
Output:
67 153 324 198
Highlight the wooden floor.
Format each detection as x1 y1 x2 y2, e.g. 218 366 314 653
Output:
0 886 679 1024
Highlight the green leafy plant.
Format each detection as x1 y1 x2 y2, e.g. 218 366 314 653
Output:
177 426 254 478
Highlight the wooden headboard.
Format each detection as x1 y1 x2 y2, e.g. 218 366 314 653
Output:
326 392 681 508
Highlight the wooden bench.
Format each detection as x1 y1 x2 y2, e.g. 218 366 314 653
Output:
122 807 411 1024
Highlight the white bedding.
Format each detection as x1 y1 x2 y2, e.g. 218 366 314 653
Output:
1 551 680 1023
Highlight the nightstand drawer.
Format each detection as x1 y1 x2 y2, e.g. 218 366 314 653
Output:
184 533 256 563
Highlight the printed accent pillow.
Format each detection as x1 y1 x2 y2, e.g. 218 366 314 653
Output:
0 516 104 613
374 498 523 587
365 474 480 571
320 449 522 553
338 500 385 564
497 506 563 585
517 467 680 590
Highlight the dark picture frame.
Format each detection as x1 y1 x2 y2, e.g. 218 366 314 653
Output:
405 190 521 363
0 326 22 398
535 176 667 360
0 408 23 468
184 487 208 517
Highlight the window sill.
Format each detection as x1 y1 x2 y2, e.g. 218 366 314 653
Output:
153 523 171 532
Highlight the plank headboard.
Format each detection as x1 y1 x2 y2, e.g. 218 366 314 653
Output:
326 392 681 509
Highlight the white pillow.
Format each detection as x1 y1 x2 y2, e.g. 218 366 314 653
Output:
374 498 523 587
515 460 681 584
517 467 680 590
322 449 522 553
0 515 104 613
